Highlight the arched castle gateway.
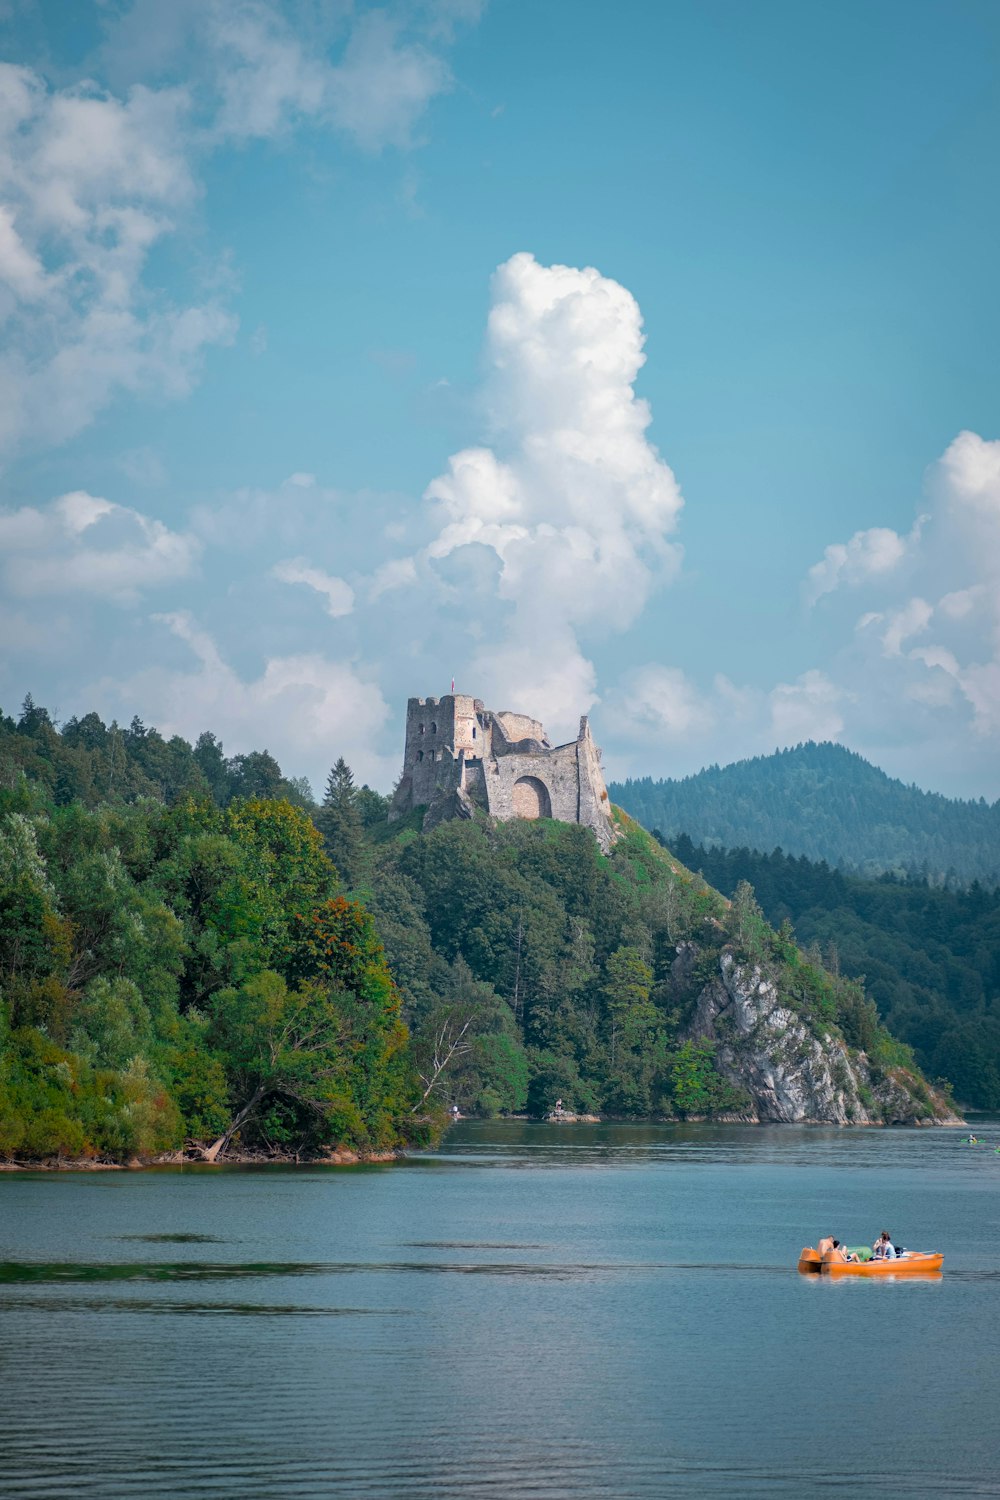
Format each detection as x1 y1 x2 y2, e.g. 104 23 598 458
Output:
388 693 616 852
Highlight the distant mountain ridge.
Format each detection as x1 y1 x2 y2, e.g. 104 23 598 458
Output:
610 742 1000 887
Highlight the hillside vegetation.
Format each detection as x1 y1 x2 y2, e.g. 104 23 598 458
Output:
0 779 416 1163
668 834 1000 1110
363 810 946 1125
612 742 1000 886
0 700 949 1160
1 696 317 810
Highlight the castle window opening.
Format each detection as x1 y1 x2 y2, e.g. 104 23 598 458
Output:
417 750 424 761
418 723 425 734
472 727 477 739
431 722 437 734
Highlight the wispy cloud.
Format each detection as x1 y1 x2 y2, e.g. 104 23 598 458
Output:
273 558 355 617
0 1 482 462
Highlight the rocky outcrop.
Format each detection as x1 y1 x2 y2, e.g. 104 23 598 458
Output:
420 784 478 833
690 950 959 1126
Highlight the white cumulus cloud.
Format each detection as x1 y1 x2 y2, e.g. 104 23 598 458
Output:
614 664 715 741
0 490 200 604
411 251 684 733
0 62 235 459
769 669 847 743
797 429 1000 771
936 429 1000 536
805 520 923 605
0 2 482 461
98 611 393 789
880 596 933 658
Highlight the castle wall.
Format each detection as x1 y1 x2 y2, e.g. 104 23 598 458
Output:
479 725 613 850
494 711 547 745
395 694 488 812
483 742 579 822
389 693 614 851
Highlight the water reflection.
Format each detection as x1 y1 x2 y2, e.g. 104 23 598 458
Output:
798 1269 944 1285
427 1117 986 1173
0 1296 410 1317
116 1233 227 1244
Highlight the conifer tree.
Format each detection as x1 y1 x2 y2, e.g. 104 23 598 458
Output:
317 757 363 887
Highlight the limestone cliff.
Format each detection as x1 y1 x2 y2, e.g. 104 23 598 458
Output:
687 948 958 1125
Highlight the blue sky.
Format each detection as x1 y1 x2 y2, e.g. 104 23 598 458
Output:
1 0 998 798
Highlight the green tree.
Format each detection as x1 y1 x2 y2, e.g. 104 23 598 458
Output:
227 750 285 802
316 758 363 886
603 946 655 1066
287 895 415 1144
670 1039 723 1115
194 732 230 803
205 971 363 1158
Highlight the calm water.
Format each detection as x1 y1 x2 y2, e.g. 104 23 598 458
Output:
2 1120 999 1499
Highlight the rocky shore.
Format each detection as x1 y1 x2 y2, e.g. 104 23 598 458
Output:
0 1145 402 1172
691 950 962 1126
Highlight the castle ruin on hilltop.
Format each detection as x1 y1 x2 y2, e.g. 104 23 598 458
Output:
388 693 616 852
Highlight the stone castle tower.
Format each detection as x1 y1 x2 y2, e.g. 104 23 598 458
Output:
388 693 616 852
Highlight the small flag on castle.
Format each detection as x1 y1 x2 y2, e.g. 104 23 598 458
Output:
451 677 455 693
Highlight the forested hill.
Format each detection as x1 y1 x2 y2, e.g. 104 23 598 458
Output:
668 834 1000 1110
611 742 1000 885
0 696 318 810
0 700 951 1161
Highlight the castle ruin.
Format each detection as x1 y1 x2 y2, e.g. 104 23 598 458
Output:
388 693 616 852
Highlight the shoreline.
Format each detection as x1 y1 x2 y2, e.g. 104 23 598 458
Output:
0 1145 403 1173
0 1112 968 1172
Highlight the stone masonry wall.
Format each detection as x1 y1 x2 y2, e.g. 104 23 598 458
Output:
388 694 615 850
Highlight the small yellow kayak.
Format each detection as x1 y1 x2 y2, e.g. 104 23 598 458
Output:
798 1246 943 1276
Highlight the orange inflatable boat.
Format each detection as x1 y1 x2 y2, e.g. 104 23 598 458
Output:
798 1246 943 1276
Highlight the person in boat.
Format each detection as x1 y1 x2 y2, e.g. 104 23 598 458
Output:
873 1231 896 1260
818 1236 857 1262
825 1240 850 1263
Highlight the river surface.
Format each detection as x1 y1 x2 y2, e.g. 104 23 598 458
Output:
2 1120 999 1499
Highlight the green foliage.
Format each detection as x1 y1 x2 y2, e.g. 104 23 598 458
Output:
0 700 955 1155
670 1039 740 1115
0 701 314 813
362 804 920 1121
471 1033 530 1115
408 957 530 1116
69 977 152 1071
315 758 364 887
0 776 419 1161
612 741 1000 886
0 1025 180 1159
526 1050 601 1117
